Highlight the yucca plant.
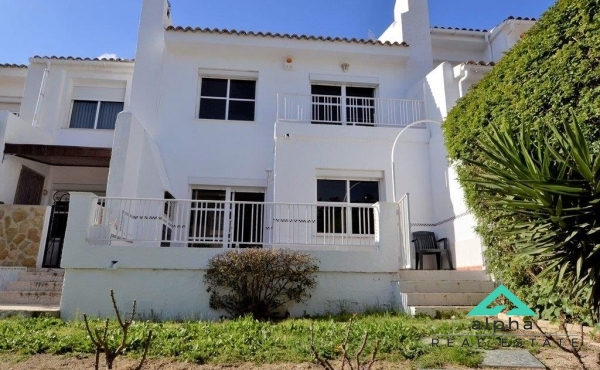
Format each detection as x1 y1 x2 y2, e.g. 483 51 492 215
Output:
467 114 600 321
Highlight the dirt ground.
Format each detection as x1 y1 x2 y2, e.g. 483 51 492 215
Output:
0 348 598 370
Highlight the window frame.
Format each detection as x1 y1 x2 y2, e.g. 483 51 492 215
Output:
68 100 124 130
198 77 257 122
316 179 380 235
310 84 376 126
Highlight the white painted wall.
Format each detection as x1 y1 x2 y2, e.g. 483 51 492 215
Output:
60 193 402 319
16 60 133 148
131 32 412 200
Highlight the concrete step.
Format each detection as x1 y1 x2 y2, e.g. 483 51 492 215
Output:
402 292 489 306
0 304 60 318
0 291 61 305
398 270 490 282
26 268 65 275
410 306 473 317
6 281 63 292
400 280 495 293
17 271 64 282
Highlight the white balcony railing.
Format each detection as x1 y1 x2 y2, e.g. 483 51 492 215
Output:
90 197 379 248
277 93 424 127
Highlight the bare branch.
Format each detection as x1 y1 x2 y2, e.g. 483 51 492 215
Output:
310 322 335 370
110 289 125 328
134 330 153 370
364 340 381 370
355 331 368 369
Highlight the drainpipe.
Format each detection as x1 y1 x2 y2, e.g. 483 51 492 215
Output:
32 61 51 128
457 66 470 98
272 120 278 203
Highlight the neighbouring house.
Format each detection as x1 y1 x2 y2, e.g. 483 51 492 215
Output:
0 0 537 319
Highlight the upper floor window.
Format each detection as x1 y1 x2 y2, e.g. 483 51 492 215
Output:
199 78 256 121
69 85 126 130
70 100 124 130
311 85 375 126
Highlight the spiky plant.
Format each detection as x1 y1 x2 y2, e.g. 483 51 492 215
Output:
468 115 600 320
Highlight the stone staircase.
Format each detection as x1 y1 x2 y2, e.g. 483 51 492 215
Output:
398 270 495 317
0 268 63 317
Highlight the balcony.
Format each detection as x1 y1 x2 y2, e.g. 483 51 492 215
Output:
89 197 380 249
277 93 424 127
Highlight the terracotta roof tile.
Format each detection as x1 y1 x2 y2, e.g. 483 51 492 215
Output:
32 56 134 63
465 60 496 66
505 16 537 22
432 26 488 32
166 26 409 47
0 63 27 68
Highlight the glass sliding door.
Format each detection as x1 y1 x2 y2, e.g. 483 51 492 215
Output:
189 188 264 248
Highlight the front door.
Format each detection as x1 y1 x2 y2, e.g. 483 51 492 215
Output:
14 166 44 205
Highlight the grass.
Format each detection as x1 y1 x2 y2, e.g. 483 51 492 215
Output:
0 312 495 367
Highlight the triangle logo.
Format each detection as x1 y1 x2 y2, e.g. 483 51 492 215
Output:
467 284 536 317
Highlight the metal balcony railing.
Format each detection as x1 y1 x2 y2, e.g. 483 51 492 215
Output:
90 197 379 248
277 93 424 127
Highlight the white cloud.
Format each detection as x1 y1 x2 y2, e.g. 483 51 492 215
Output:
98 53 118 60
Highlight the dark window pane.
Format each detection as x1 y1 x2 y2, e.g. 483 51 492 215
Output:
312 95 341 125
349 181 379 203
346 87 375 98
190 190 226 248
192 189 226 201
228 100 255 121
311 85 341 96
201 78 228 97
346 97 375 125
70 100 97 129
199 98 226 120
317 205 346 233
351 207 375 235
97 102 123 129
229 80 256 99
317 180 346 202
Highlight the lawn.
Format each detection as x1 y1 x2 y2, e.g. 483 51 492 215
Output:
0 312 492 368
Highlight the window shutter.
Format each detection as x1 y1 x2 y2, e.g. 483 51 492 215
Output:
72 86 126 102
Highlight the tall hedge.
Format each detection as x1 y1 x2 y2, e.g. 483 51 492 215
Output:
443 0 600 322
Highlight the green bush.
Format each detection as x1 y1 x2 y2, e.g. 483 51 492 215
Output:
443 0 600 322
205 249 319 320
467 118 600 320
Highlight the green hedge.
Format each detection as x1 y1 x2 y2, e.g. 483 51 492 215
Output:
443 0 600 323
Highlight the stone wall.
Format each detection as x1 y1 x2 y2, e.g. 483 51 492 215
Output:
0 205 48 267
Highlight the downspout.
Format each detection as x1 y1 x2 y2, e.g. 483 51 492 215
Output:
272 120 277 203
458 65 470 98
32 61 51 128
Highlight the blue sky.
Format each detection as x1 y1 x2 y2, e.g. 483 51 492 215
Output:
1 0 556 64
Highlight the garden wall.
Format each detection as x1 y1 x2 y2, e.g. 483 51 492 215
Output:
0 205 49 267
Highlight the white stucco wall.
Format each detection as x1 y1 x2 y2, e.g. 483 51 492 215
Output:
17 60 133 149
60 193 402 319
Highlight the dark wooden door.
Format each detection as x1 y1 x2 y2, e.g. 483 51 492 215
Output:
14 166 44 205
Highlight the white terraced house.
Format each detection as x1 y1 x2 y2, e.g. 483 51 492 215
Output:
0 0 537 319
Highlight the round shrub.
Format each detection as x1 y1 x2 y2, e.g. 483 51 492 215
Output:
204 249 319 320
